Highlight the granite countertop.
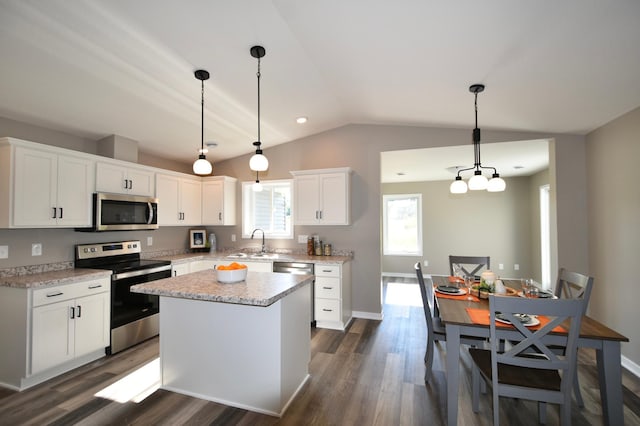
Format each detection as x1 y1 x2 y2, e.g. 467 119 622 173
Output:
131 270 313 307
0 268 112 289
153 252 352 266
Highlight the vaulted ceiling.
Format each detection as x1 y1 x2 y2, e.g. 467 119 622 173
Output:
1 1 639 166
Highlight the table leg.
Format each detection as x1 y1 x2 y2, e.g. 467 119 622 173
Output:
596 341 623 426
446 325 461 426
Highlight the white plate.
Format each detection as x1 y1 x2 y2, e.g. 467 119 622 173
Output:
517 291 557 299
435 287 466 296
494 313 540 327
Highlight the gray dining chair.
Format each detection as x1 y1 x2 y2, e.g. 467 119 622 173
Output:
414 262 485 383
553 267 594 408
449 255 490 278
469 295 585 426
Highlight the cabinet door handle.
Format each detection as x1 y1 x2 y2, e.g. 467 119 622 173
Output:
322 308 333 312
70 306 75 319
315 211 319 219
52 207 57 219
219 212 222 221
76 305 81 318
59 207 63 219
47 291 63 298
173 270 177 276
123 179 128 190
88 284 102 289
319 210 323 219
128 179 133 189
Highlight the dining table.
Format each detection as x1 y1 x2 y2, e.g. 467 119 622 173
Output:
431 275 629 426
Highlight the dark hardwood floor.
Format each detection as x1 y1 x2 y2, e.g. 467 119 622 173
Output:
1 278 638 425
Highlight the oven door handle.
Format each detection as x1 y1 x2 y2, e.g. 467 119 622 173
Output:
147 202 154 224
112 264 172 281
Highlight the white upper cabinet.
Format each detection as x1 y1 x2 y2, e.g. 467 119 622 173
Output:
156 173 202 226
0 139 94 228
95 162 155 196
291 167 351 225
202 176 237 226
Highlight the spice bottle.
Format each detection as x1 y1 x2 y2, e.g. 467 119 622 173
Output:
307 237 314 256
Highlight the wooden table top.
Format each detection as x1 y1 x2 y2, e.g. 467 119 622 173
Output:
431 275 628 342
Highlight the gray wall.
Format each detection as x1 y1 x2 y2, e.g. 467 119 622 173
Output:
1 118 590 322
381 176 544 279
586 106 640 366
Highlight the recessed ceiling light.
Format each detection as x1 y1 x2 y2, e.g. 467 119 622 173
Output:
513 165 524 169
396 172 406 176
296 116 308 124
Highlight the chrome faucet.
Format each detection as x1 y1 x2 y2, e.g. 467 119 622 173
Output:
251 228 266 253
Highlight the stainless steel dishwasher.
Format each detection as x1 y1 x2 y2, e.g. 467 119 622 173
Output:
273 261 315 327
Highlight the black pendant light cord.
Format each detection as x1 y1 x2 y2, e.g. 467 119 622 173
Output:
201 77 205 154
257 56 261 144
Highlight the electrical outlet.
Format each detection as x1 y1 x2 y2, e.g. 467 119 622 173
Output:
498 263 504 270
423 260 429 267
32 243 42 256
0 245 8 259
231 234 236 242
514 264 520 271
298 234 308 244
147 236 153 246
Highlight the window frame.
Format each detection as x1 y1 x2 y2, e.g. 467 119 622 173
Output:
382 193 423 256
241 179 293 240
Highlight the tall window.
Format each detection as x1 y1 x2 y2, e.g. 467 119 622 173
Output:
383 194 422 256
242 180 293 239
540 184 551 289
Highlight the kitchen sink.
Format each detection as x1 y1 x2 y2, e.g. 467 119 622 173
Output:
226 252 293 261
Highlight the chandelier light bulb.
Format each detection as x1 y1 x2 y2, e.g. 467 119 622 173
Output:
487 175 506 192
468 173 488 190
450 177 468 194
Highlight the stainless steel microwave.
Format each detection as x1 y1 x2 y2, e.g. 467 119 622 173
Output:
90 192 159 231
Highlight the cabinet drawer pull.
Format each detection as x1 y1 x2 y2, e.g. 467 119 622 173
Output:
322 286 333 290
46 291 63 298
321 269 332 273
322 308 333 312
88 284 102 289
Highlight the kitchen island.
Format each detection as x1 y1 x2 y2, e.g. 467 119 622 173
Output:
131 269 313 417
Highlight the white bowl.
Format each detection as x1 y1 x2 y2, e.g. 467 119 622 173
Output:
216 267 247 283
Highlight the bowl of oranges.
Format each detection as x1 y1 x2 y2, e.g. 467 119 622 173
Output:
215 262 248 283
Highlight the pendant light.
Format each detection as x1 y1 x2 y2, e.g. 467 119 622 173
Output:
193 69 213 175
449 84 506 194
249 45 269 175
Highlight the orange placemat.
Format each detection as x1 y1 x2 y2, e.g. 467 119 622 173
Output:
435 288 480 302
466 308 565 332
448 276 464 284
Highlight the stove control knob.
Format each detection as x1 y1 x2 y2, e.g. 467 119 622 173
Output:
84 248 89 253
91 248 97 253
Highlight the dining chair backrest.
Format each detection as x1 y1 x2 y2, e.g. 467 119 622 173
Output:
415 262 435 324
488 295 584 392
449 255 490 277
554 267 594 315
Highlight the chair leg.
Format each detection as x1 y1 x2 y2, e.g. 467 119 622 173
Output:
538 402 547 424
472 364 481 413
492 389 500 426
573 371 585 407
424 340 434 383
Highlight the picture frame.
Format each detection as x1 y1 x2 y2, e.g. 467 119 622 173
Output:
189 229 207 249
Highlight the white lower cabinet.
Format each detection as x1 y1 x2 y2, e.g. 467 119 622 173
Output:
31 279 110 375
241 261 273 272
314 262 352 330
172 263 191 277
0 276 110 390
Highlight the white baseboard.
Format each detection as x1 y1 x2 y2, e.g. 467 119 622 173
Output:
352 310 383 321
381 272 415 278
622 355 640 379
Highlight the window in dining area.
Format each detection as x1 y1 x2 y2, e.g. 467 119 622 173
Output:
383 194 422 256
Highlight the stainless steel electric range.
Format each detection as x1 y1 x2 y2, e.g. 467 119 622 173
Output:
75 240 171 354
